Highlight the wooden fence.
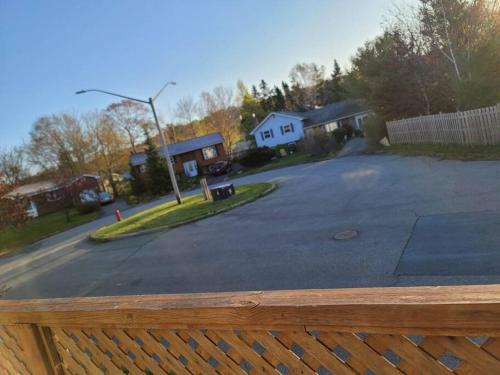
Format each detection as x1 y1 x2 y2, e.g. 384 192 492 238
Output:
386 104 500 145
1 284 500 374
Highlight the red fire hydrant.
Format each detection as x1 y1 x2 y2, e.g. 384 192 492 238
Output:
115 208 123 222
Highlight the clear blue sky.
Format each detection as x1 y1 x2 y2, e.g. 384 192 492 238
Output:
0 0 397 149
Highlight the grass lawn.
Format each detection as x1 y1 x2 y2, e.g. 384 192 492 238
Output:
232 152 332 179
381 144 500 160
92 182 275 240
0 209 99 255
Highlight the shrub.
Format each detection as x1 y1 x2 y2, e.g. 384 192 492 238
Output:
299 132 339 156
363 114 387 150
239 147 276 167
353 128 364 137
0 196 29 229
332 127 347 144
342 124 354 139
177 176 200 191
74 200 100 214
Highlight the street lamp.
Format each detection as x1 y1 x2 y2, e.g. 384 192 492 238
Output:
76 82 183 204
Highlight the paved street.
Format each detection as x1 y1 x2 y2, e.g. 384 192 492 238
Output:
2 145 500 299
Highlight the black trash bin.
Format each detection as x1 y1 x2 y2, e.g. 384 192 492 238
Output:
210 184 235 201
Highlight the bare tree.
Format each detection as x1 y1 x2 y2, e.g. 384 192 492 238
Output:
289 63 325 109
175 96 198 137
85 111 129 196
104 100 151 153
199 86 241 157
0 146 27 186
28 113 92 176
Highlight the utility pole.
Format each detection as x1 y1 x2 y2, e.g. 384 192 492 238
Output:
148 97 182 204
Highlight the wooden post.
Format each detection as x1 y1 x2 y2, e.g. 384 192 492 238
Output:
12 324 57 375
37 326 64 375
200 178 211 201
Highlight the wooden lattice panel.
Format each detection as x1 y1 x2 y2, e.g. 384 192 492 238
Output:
0 326 34 375
50 327 500 374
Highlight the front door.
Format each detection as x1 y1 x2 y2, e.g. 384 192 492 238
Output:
183 160 198 177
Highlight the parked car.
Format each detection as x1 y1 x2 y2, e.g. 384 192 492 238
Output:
210 161 231 176
98 191 114 205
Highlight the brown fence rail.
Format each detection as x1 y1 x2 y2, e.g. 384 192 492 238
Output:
386 104 500 145
1 285 500 374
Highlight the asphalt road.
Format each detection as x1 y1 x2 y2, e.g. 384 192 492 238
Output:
2 141 500 299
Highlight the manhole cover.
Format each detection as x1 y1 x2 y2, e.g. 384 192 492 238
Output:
334 230 358 240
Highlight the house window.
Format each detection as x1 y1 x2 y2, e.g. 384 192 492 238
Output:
202 145 218 160
261 129 274 139
45 190 64 202
325 122 338 133
280 123 294 134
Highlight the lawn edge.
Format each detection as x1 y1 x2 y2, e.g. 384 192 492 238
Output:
90 182 277 242
0 211 100 257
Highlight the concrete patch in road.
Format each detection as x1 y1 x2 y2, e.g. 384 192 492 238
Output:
396 210 500 276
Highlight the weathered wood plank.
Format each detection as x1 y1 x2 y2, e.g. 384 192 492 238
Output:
1 285 500 335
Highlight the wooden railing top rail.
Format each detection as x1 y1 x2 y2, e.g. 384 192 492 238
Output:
0 285 500 335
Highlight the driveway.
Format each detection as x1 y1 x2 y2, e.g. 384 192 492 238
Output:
2 150 500 299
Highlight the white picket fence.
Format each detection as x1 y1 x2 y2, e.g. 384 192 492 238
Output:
386 104 500 145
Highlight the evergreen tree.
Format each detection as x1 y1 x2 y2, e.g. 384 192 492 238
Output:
281 81 294 111
259 80 270 99
144 132 172 196
329 59 346 102
129 162 147 196
272 86 286 111
251 85 259 99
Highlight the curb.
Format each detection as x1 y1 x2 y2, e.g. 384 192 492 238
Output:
90 183 277 242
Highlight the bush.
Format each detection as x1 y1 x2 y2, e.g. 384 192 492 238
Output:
74 200 100 215
332 127 347 144
342 124 354 139
240 147 276 167
299 132 339 156
363 114 387 150
0 196 29 230
353 128 364 137
177 176 200 191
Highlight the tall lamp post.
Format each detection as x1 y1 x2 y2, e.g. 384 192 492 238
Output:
76 82 183 204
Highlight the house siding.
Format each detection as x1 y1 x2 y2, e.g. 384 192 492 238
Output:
254 114 304 148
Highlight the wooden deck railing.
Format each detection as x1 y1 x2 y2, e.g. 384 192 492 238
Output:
1 284 500 374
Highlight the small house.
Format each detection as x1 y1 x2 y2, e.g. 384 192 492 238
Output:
4 175 101 217
129 132 227 178
250 100 371 148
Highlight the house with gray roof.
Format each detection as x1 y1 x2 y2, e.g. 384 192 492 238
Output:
128 132 227 178
250 100 371 148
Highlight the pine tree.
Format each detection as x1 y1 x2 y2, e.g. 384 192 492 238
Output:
129 162 147 196
272 87 286 111
144 132 172 196
326 59 346 103
251 85 259 99
281 81 294 111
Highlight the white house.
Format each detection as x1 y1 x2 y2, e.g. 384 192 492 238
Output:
250 100 371 148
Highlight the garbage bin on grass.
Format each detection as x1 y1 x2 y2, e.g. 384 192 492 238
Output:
210 184 235 201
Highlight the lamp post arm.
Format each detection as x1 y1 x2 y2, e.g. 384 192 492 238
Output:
76 89 149 104
151 81 176 102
